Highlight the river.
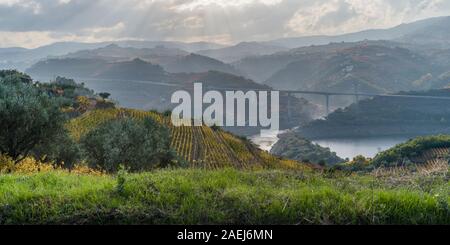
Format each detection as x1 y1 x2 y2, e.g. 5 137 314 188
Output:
250 132 412 159
312 136 412 159
248 130 289 152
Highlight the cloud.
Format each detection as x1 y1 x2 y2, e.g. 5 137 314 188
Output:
0 0 449 48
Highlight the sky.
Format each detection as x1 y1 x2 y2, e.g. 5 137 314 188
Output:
0 0 450 48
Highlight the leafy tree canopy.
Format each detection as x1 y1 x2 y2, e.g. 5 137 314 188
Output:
0 78 67 163
81 117 174 172
0 70 33 85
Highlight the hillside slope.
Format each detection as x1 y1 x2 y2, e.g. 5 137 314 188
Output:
61 44 189 65
164 53 241 75
66 108 311 170
171 71 319 135
197 42 288 63
27 45 242 78
372 135 450 167
234 41 420 83
0 40 225 71
296 89 450 139
267 16 450 49
26 58 171 82
271 132 344 165
264 44 432 94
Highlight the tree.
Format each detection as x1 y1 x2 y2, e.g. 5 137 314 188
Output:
81 117 175 172
0 70 32 85
349 155 370 170
99 92 111 100
0 81 67 163
31 129 82 169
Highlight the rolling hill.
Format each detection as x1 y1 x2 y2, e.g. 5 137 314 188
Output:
235 41 442 108
27 57 319 135
163 53 241 75
295 89 450 139
398 16 450 48
60 44 189 65
196 42 288 63
234 40 405 83
171 71 319 135
66 108 311 170
26 58 170 82
232 17 450 102
4 15 450 73
265 43 432 93
266 16 450 49
372 135 450 168
271 132 344 165
27 45 242 78
0 40 226 71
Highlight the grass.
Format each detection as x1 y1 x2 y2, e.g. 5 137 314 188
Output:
0 168 448 225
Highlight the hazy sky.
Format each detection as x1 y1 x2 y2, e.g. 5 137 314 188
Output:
1 0 450 48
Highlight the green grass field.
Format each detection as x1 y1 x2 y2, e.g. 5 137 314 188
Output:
1 168 448 225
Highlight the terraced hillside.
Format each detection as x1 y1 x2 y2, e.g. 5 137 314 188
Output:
412 147 450 165
372 135 450 168
66 108 309 170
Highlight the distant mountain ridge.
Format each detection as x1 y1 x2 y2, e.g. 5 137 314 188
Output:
266 16 450 48
164 53 241 75
234 39 450 109
26 58 170 82
27 45 242 78
0 40 226 71
265 43 433 93
196 42 288 63
3 15 450 73
61 44 189 63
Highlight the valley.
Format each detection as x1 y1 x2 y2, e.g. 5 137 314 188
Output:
1 13 450 226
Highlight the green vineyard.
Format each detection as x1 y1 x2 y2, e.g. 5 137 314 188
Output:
66 108 310 170
413 147 450 171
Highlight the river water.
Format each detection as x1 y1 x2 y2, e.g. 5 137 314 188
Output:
250 132 412 159
312 136 412 159
248 130 289 152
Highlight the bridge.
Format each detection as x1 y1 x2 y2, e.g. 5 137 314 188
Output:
280 89 450 115
203 86 450 115
76 77 450 117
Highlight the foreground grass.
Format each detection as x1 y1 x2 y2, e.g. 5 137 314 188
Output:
0 169 448 225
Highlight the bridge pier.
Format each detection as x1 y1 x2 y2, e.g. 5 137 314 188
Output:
325 94 330 115
287 93 292 122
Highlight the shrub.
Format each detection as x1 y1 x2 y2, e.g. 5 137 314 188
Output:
81 117 175 172
99 92 111 100
163 110 172 117
0 154 54 174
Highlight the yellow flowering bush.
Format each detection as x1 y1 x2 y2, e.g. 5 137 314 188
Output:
70 163 105 176
0 154 104 175
0 154 54 174
0 154 13 172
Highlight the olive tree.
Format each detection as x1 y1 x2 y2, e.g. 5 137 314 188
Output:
81 117 174 172
0 82 67 163
31 130 82 168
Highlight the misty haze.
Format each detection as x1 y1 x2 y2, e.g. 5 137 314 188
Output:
0 0 449 227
